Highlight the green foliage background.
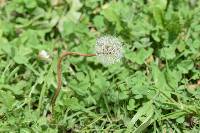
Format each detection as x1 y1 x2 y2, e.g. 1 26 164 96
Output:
0 0 200 132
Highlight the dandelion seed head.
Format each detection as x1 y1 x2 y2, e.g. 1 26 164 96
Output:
95 35 123 65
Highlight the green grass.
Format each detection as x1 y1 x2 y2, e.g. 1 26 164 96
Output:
0 0 200 132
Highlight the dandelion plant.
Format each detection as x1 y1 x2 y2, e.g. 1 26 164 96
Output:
51 35 123 113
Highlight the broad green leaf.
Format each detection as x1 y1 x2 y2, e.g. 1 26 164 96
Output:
63 21 76 36
164 69 182 89
149 0 167 10
24 0 37 9
131 48 153 64
93 15 105 29
68 0 82 11
127 99 136 111
64 97 84 111
118 90 129 100
176 116 185 124
151 63 172 93
149 0 167 26
177 60 194 74
101 2 123 31
160 46 176 59
0 42 15 57
0 90 15 112
69 79 90 96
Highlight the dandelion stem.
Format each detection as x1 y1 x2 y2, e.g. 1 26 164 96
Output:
51 52 96 113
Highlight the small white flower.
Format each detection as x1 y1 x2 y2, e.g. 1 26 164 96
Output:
95 35 123 65
38 50 51 61
39 50 50 58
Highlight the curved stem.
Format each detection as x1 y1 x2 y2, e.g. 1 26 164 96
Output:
51 52 96 113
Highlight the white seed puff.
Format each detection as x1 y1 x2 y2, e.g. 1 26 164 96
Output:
95 35 123 65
